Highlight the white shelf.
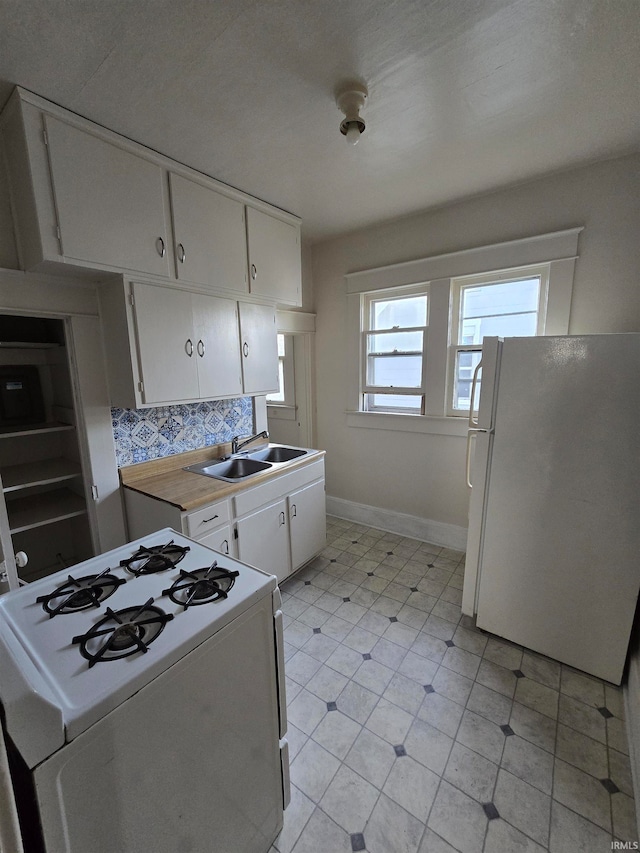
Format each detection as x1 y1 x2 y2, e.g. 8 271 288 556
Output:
7 488 87 534
0 422 75 439
2 458 82 493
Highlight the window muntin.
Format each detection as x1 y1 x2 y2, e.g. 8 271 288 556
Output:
361 286 428 413
449 266 549 415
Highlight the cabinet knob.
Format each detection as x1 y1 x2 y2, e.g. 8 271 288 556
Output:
185 338 194 357
279 511 286 526
202 514 219 523
291 504 297 518
221 539 229 555
178 243 186 263
243 342 249 358
197 339 205 357
156 237 166 258
251 264 257 280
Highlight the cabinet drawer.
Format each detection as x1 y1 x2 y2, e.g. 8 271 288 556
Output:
185 499 231 538
233 458 324 517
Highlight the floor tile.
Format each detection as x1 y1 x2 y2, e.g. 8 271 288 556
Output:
290 738 340 801
312 709 361 760
364 792 426 853
552 758 612 833
319 764 379 833
344 727 396 789
549 800 612 853
281 519 636 853
493 768 551 846
290 807 352 853
501 734 554 794
428 780 488 853
383 754 439 822
444 741 499 802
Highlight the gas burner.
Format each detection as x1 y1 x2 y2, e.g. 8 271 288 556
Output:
162 561 239 609
36 569 126 617
120 540 190 576
72 599 173 667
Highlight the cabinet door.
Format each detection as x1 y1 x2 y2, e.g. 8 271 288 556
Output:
169 174 248 292
191 294 243 400
131 283 199 404
45 116 170 276
238 302 278 395
236 499 290 583
246 207 301 305
199 524 234 558
289 479 326 571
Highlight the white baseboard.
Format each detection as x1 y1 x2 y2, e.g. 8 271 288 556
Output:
624 648 640 839
325 495 468 552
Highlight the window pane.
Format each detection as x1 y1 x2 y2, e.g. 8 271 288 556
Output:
266 359 285 402
367 330 423 354
371 295 427 330
459 278 539 344
453 350 482 411
368 355 422 388
276 333 286 357
367 393 422 411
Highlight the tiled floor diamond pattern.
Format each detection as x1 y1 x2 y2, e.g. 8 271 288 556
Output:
270 517 637 853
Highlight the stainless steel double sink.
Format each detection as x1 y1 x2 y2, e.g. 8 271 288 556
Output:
183 445 311 483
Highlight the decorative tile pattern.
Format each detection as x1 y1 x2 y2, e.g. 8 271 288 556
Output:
111 397 253 466
274 517 637 853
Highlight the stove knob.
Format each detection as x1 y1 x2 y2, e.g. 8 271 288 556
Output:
15 551 28 568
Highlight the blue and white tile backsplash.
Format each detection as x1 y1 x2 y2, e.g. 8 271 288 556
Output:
112 398 254 467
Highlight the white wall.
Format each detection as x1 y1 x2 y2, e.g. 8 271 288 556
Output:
312 153 640 532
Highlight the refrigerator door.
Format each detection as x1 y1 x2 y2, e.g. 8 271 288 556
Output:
462 337 501 617
474 334 640 683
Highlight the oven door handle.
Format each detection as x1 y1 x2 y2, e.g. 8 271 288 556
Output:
273 610 288 739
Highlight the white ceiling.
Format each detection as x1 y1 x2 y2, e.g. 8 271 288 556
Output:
0 0 638 243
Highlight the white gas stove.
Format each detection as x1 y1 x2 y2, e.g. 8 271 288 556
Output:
0 529 289 853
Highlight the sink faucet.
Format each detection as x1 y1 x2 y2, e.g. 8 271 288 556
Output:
231 430 269 455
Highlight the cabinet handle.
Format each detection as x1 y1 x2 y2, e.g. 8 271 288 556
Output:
202 514 219 524
291 504 297 518
243 342 249 358
156 237 166 258
197 339 205 357
178 243 186 263
279 511 286 526
251 263 257 280
221 539 229 555
185 338 194 357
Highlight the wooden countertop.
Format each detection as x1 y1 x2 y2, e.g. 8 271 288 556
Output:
119 444 325 512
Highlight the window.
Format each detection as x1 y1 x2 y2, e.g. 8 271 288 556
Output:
361 285 428 413
449 265 549 414
266 333 295 407
346 228 580 435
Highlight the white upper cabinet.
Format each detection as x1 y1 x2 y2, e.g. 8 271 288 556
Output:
169 173 248 293
238 302 279 395
191 294 243 400
246 207 302 306
100 281 274 408
45 117 170 277
1 88 301 302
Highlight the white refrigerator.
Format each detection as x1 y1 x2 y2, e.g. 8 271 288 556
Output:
462 334 640 685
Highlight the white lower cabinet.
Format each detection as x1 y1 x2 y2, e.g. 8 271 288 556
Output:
123 458 326 583
236 500 290 583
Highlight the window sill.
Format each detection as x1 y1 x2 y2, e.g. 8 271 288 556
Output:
345 411 468 437
267 404 297 422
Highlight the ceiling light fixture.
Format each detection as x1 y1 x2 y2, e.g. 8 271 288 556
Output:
336 82 368 146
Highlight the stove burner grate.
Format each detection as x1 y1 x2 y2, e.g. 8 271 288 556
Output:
120 540 190 576
72 599 173 667
162 561 239 609
36 569 126 617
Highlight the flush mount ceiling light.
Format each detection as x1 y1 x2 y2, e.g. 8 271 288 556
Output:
336 81 368 145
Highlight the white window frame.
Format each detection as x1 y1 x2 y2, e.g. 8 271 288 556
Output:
345 228 581 437
447 263 550 417
361 284 428 414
